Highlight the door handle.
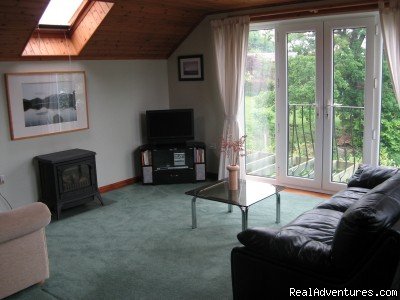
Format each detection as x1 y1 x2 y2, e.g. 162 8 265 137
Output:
324 102 337 119
325 104 331 119
325 103 364 119
315 102 320 118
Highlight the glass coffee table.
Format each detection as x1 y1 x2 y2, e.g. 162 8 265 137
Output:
185 179 285 231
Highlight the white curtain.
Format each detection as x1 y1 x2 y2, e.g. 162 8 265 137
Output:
211 16 250 179
380 0 400 104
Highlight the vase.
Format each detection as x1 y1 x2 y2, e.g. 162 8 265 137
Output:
227 165 240 190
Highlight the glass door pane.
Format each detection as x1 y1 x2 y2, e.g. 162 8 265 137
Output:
330 27 366 183
380 53 400 167
245 29 276 178
287 31 316 179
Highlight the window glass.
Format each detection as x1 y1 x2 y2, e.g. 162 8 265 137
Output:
245 29 276 178
379 51 400 167
39 0 84 26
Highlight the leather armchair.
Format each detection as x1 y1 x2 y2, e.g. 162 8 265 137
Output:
0 202 51 299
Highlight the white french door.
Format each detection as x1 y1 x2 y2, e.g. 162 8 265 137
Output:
322 18 378 191
276 22 324 190
274 15 379 192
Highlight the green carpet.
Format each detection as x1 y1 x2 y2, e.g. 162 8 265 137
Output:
9 182 323 300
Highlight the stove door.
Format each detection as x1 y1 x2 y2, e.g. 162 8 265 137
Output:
57 159 97 201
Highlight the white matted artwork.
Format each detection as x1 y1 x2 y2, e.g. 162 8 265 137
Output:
5 71 89 140
178 55 204 81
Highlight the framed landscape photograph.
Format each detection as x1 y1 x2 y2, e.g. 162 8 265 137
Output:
5 71 89 140
178 55 204 81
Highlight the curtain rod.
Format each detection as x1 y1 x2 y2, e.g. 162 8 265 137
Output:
249 0 388 21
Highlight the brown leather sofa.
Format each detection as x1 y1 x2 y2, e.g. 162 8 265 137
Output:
0 202 51 299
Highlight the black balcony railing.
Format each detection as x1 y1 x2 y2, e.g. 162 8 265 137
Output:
331 105 364 183
246 103 364 183
288 103 316 178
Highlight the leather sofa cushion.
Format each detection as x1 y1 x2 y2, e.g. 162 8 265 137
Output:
284 208 343 245
237 208 342 270
332 172 400 269
347 164 398 189
315 187 370 212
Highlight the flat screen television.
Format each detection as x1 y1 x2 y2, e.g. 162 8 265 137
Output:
146 109 194 144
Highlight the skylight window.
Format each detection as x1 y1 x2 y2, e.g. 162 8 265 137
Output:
39 0 85 27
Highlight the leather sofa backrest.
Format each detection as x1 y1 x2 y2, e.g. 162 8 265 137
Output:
347 164 398 189
332 172 400 269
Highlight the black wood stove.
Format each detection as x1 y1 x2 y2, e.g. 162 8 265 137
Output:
35 149 103 219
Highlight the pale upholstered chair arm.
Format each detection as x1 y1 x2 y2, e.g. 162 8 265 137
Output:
0 202 51 243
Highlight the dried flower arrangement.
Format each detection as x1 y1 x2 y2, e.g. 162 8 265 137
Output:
221 134 246 166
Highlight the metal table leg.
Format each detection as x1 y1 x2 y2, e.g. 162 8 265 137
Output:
228 204 232 213
192 197 197 229
276 192 281 224
240 207 248 231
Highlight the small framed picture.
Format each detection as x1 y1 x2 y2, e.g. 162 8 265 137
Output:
178 55 204 81
5 71 89 140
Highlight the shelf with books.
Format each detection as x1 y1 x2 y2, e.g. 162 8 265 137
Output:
141 149 152 166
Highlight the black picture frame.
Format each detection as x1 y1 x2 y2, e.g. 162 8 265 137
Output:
178 55 204 81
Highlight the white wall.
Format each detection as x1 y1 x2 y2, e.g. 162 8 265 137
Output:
168 16 225 174
0 60 169 208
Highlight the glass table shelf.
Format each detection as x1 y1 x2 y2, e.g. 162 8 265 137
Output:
185 179 284 231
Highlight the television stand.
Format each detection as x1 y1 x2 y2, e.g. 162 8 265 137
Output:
139 142 206 184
